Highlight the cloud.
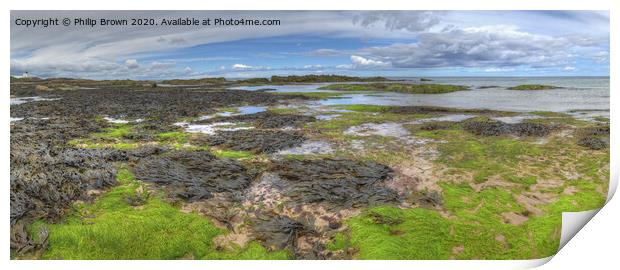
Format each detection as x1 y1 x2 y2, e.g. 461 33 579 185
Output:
563 66 576 71
484 67 516 72
350 55 389 68
331 25 604 69
10 11 609 78
591 51 609 63
124 59 139 69
232 64 252 70
305 48 347 57
11 11 433 78
353 11 442 32
184 66 192 73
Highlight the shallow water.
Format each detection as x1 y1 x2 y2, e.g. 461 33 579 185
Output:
492 115 542 124
175 121 254 135
237 106 267 115
316 114 341 121
198 106 267 120
410 114 477 124
10 96 61 105
103 117 144 124
229 84 338 93
345 123 410 138
234 77 609 118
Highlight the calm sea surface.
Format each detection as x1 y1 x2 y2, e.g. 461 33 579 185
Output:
232 77 610 119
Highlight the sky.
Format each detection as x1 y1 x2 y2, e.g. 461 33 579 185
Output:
10 11 610 79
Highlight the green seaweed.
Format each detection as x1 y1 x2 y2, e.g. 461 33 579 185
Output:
319 83 469 94
28 169 287 260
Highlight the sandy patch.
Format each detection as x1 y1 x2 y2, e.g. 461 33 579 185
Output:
345 122 410 138
501 212 529 225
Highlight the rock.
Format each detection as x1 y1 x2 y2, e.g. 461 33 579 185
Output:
202 130 306 154
577 137 608 150
132 150 255 201
269 158 399 208
462 118 553 137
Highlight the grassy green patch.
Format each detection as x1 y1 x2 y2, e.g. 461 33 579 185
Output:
326 233 351 251
319 83 469 94
29 169 287 260
93 124 133 139
156 131 190 144
213 150 254 159
504 174 538 186
508 84 559 90
530 111 569 117
430 130 543 183
338 104 394 113
267 107 303 114
593 116 609 122
339 181 605 259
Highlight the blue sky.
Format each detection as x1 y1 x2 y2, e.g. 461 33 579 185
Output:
10 11 609 79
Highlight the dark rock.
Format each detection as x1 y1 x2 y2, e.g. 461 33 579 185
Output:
253 214 314 251
462 119 553 137
269 158 399 208
419 121 455 131
203 130 306 154
577 137 608 150
132 151 254 201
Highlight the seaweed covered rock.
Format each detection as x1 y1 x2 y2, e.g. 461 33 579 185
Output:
132 151 255 201
462 118 553 137
11 86 306 123
578 125 610 136
383 105 500 115
10 147 119 223
577 137 608 150
576 125 610 150
508 84 559 90
10 117 137 225
9 141 140 254
194 111 316 129
253 214 315 251
203 130 306 154
418 121 455 131
268 158 399 208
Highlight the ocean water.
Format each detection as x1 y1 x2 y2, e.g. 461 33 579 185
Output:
232 77 610 118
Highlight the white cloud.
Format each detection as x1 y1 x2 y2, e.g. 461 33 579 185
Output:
563 66 576 71
484 67 515 72
232 64 252 70
303 64 323 69
353 11 442 32
184 66 192 73
124 59 139 69
350 55 389 68
591 51 609 63
336 64 353 69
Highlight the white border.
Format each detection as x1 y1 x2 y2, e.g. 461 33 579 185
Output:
3 1 617 269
